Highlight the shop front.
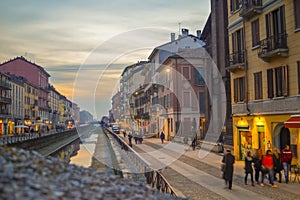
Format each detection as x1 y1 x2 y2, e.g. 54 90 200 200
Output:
284 115 300 166
234 117 267 160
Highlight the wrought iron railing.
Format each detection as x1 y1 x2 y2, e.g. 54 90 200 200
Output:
258 33 288 56
105 127 178 197
240 0 262 13
229 51 245 66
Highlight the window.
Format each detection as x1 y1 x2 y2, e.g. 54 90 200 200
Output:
251 19 260 47
265 6 286 48
233 77 245 102
182 66 190 80
298 61 300 94
194 67 205 86
267 65 289 98
183 91 191 107
295 0 300 29
231 28 245 64
230 0 241 13
199 91 205 114
254 72 263 100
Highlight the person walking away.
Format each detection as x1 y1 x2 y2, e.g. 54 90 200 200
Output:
244 151 254 186
192 136 197 151
273 148 283 183
281 145 292 183
160 131 165 144
222 149 235 190
261 150 277 188
253 149 263 184
128 134 133 147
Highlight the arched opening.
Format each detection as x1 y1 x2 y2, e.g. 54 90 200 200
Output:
280 127 290 150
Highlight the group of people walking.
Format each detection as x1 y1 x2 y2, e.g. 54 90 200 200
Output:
222 145 293 189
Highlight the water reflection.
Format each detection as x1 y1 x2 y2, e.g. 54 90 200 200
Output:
52 131 99 167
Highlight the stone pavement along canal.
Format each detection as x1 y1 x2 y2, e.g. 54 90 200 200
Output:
131 138 300 200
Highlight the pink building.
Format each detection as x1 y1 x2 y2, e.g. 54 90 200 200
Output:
0 56 50 122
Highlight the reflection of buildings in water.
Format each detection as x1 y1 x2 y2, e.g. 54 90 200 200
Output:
51 138 81 163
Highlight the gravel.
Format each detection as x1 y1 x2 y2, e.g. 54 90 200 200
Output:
0 146 181 200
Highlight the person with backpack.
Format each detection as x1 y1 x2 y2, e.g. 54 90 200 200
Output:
261 150 277 188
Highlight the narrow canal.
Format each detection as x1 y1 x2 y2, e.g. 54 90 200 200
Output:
51 125 99 167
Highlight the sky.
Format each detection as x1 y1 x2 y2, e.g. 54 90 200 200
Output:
0 0 210 119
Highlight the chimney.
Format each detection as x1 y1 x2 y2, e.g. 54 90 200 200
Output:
171 32 176 42
181 28 189 36
196 30 202 38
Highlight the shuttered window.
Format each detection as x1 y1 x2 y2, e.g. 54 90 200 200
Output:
298 61 300 94
267 65 289 98
233 77 245 103
267 69 274 99
254 72 263 100
295 0 300 29
251 19 260 47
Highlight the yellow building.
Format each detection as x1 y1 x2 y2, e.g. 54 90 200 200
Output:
227 0 300 163
24 81 39 129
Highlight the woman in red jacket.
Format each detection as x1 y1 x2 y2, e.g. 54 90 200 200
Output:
261 150 277 188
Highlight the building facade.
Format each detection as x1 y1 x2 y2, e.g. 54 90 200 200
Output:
227 0 300 164
0 72 11 135
0 57 51 123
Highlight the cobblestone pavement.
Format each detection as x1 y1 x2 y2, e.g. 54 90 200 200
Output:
131 138 300 200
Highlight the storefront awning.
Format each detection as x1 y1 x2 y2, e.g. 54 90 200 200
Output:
284 115 300 128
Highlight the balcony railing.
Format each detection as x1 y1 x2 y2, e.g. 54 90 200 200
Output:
226 51 245 72
258 33 288 62
0 80 11 90
240 0 262 20
0 96 12 104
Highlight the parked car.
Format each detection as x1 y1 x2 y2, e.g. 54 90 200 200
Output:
112 124 120 134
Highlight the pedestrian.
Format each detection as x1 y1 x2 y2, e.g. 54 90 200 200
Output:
253 149 262 184
244 151 254 186
222 149 235 190
281 145 292 183
183 136 189 150
273 148 283 183
134 135 138 144
128 134 133 147
160 131 165 144
123 130 126 138
192 136 197 151
261 150 277 188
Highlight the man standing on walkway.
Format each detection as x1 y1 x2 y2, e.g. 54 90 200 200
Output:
222 149 235 190
281 145 293 183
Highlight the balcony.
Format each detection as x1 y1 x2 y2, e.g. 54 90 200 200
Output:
0 96 12 104
226 51 245 72
0 80 11 90
258 33 288 62
239 0 262 20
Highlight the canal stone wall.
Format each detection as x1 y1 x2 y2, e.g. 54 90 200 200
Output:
6 126 92 156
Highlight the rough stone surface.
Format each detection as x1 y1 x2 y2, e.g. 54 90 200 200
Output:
0 146 182 200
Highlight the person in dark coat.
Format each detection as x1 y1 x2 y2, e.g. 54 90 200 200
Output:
244 151 254 186
273 148 283 183
253 149 262 184
222 149 235 189
160 131 165 144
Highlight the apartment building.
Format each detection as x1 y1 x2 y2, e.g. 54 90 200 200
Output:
227 0 300 163
0 72 11 135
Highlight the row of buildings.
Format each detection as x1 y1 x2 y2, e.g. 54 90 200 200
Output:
0 56 80 135
111 0 300 164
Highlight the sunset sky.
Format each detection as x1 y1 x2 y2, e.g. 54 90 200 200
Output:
0 0 210 118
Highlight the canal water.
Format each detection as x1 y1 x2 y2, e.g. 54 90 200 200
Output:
52 125 99 167
69 132 98 167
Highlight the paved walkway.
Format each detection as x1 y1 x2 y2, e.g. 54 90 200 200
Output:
131 137 300 200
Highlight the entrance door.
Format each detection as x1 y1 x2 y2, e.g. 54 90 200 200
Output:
280 127 290 150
